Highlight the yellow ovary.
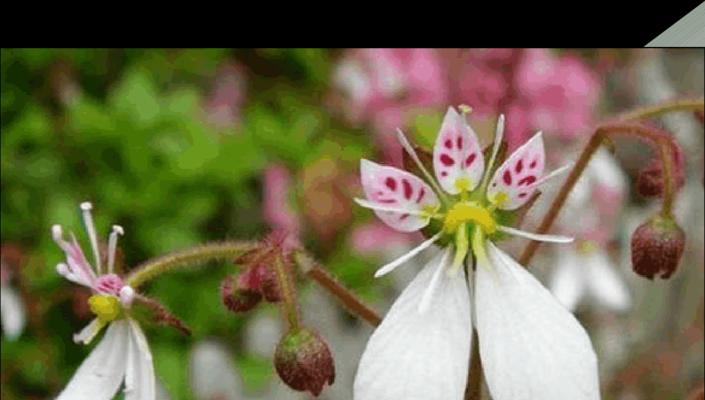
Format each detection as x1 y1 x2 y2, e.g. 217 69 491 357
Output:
88 294 122 323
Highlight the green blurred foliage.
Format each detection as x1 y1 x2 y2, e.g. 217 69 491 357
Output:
1 48 383 399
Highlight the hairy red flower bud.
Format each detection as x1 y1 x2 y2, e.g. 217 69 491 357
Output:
631 214 686 280
274 328 335 397
636 138 685 197
220 274 262 313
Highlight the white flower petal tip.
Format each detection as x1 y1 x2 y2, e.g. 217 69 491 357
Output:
373 233 442 278
476 242 600 400
120 286 135 308
498 225 574 243
73 318 105 345
354 250 472 400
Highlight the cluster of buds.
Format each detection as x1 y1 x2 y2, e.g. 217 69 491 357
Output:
220 233 336 397
220 238 284 314
636 135 685 197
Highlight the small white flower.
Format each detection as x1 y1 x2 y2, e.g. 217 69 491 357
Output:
1 260 26 340
53 202 155 400
354 107 600 400
549 149 631 312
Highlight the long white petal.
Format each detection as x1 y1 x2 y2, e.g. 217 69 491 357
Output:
418 248 452 313
354 250 472 400
498 225 574 243
549 247 586 312
124 318 156 400
533 163 573 187
374 233 442 277
0 286 26 340
57 320 130 400
584 249 631 312
475 242 600 400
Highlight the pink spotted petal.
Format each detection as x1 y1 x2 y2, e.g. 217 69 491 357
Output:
487 131 545 210
360 159 439 232
433 107 485 194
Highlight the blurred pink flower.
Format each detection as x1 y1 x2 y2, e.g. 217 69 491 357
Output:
205 61 246 130
513 49 601 144
350 222 415 256
334 48 448 165
263 164 301 245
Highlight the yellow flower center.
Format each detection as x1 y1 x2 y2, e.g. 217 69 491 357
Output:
88 294 122 323
443 202 497 234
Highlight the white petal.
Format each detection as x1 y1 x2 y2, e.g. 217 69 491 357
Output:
57 320 130 400
124 318 156 400
418 248 452 313
584 249 631 312
354 250 472 400
73 318 107 345
374 233 442 277
0 285 26 340
549 247 586 312
498 225 574 243
475 242 600 400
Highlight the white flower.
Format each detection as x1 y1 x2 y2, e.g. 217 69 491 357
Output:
548 149 631 312
53 202 155 400
1 260 26 340
353 107 600 400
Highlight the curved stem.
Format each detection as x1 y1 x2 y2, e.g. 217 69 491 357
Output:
519 122 679 266
294 251 382 327
125 241 258 288
616 97 704 121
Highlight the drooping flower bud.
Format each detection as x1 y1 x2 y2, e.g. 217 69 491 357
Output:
636 138 685 197
220 274 262 313
631 214 686 279
274 328 335 397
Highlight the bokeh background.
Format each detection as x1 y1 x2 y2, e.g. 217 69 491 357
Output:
1 48 703 400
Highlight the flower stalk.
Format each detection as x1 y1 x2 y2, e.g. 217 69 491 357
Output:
272 252 301 330
126 241 258 289
294 251 382 327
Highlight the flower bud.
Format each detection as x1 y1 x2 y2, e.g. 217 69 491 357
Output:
636 139 685 197
631 214 685 279
274 328 335 397
220 274 262 313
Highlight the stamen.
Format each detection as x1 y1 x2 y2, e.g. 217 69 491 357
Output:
497 225 574 243
480 114 505 190
107 225 124 274
56 262 70 277
119 285 135 308
80 202 102 275
51 224 64 243
533 163 573 187
396 129 449 204
448 224 469 276
374 232 443 277
354 198 432 217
